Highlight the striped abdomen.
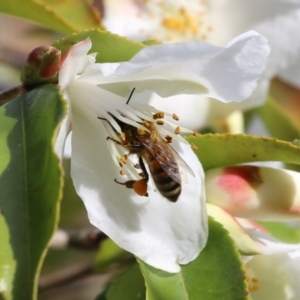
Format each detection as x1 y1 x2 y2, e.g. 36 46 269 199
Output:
142 151 181 202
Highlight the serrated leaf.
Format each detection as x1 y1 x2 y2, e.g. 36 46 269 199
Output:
53 29 146 63
0 1 74 34
187 134 300 171
40 0 103 32
0 0 103 34
142 40 161 46
256 96 300 141
137 218 247 300
0 85 66 300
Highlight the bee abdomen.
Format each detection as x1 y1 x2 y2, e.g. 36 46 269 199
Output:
152 169 181 202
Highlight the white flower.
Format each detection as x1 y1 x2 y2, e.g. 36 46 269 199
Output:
103 0 300 131
205 166 300 297
207 203 300 298
57 33 269 272
241 221 300 300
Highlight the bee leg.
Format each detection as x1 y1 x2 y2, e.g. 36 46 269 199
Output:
114 158 149 197
106 136 123 145
138 157 149 182
114 178 148 197
114 179 136 188
138 172 145 178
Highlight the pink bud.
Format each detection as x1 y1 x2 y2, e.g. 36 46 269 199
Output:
205 166 300 220
21 45 61 88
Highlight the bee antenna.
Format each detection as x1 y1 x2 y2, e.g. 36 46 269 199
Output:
126 87 136 105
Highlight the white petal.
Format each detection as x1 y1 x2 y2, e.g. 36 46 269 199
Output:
254 9 300 79
148 93 211 130
209 0 300 110
59 38 92 90
240 223 300 255
54 112 70 159
241 225 300 299
246 253 300 299
68 82 208 272
78 31 270 103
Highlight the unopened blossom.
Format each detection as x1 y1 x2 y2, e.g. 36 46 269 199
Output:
205 165 300 220
55 32 269 272
104 0 300 131
21 45 60 88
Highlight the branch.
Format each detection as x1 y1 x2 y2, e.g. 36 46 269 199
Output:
0 85 23 106
50 228 108 250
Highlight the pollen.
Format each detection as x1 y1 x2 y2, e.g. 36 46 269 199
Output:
120 156 127 164
191 143 198 150
172 113 179 121
245 265 260 293
143 120 151 128
138 1 213 42
119 132 126 141
150 130 157 140
193 131 200 137
138 128 146 135
120 169 126 176
175 126 181 134
156 120 164 125
153 111 165 119
165 135 173 143
162 17 185 32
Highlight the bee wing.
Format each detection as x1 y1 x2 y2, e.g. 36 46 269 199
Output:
168 142 195 179
138 135 194 184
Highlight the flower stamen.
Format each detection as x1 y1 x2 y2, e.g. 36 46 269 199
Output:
138 0 213 42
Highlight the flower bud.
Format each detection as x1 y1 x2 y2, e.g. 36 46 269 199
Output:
21 45 61 88
205 166 300 220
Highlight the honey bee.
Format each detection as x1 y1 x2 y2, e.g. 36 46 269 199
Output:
105 119 194 202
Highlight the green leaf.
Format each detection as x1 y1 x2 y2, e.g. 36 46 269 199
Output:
259 221 300 244
138 218 247 300
187 134 300 171
0 85 66 300
53 29 146 63
0 211 16 300
0 1 74 34
103 264 146 300
0 0 103 34
256 96 300 141
40 0 104 32
95 239 127 272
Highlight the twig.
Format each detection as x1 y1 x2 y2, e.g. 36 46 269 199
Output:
50 228 108 250
38 263 94 292
0 85 23 106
